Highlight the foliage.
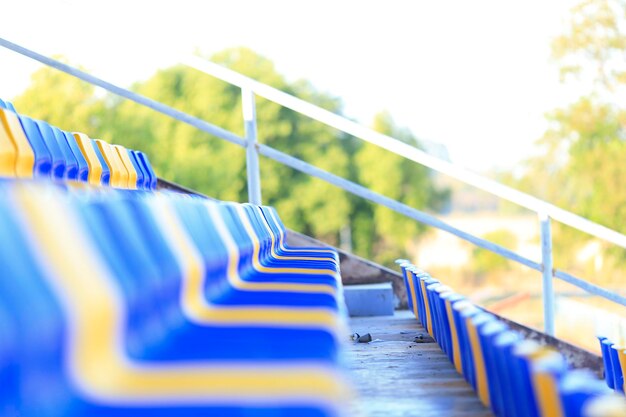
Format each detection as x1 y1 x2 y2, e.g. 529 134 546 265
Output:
12 48 447 267
471 229 517 278
552 0 626 92
515 0 626 271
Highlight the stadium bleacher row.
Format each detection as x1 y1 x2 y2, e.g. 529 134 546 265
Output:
599 337 626 395
0 102 350 416
396 260 626 417
0 99 156 189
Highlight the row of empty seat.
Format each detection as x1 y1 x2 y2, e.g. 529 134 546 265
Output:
0 104 350 415
0 180 350 416
599 337 626 395
0 99 156 189
396 259 626 417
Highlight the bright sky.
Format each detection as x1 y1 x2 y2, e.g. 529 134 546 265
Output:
0 0 580 173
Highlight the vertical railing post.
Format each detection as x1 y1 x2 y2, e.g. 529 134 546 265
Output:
539 212 555 336
242 88 262 205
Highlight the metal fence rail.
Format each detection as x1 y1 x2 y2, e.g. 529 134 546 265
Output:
2 36 625 335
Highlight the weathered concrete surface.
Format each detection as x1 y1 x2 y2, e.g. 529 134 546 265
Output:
286 230 407 308
344 283 395 317
346 311 492 417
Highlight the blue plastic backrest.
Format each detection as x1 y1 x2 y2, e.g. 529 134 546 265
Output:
35 120 66 180
51 126 78 180
136 151 157 190
90 139 110 185
18 115 53 178
601 338 616 390
127 149 146 189
0 298 17 410
559 370 609 417
609 344 623 392
131 150 150 190
400 265 415 316
0 197 68 414
0 100 17 111
457 304 481 389
493 331 525 417
63 131 89 182
478 320 508 416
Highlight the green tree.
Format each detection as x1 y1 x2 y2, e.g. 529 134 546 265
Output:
353 111 448 265
13 57 105 134
517 0 626 271
471 229 517 281
12 48 446 267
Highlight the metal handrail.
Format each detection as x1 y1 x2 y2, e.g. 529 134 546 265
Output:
2 37 625 335
184 56 626 251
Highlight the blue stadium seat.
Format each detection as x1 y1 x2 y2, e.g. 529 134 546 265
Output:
397 258 626 417
63 131 89 182
35 120 66 180
560 370 609 417
133 150 156 190
18 115 53 178
0 181 349 416
127 149 146 189
0 108 34 178
51 125 79 180
259 205 339 260
90 139 110 185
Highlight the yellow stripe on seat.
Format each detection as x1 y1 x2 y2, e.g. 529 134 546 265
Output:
466 315 490 408
531 351 565 417
113 145 138 190
445 298 463 374
406 270 420 320
109 144 130 189
419 279 433 337
0 113 16 176
95 139 124 188
265 208 337 256
0 108 34 177
74 132 103 185
248 206 338 264
149 197 343 330
232 205 339 292
12 184 349 406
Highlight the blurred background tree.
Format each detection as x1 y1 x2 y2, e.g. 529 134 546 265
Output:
12 47 447 268
513 0 626 275
470 229 517 283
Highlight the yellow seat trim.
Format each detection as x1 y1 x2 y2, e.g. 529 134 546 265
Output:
419 279 433 337
13 185 349 405
0 114 16 177
95 139 124 188
113 145 138 190
531 352 565 417
0 109 34 177
74 133 103 185
445 299 463 374
466 316 490 408
149 198 343 330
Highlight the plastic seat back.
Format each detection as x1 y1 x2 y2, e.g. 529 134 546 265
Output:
0 108 34 178
18 116 53 178
73 133 103 185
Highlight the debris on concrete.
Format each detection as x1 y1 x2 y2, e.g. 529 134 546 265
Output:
357 333 373 343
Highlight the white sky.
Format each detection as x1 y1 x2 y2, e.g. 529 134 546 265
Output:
0 0 581 173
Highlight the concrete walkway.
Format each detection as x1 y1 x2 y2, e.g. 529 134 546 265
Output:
346 311 493 417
